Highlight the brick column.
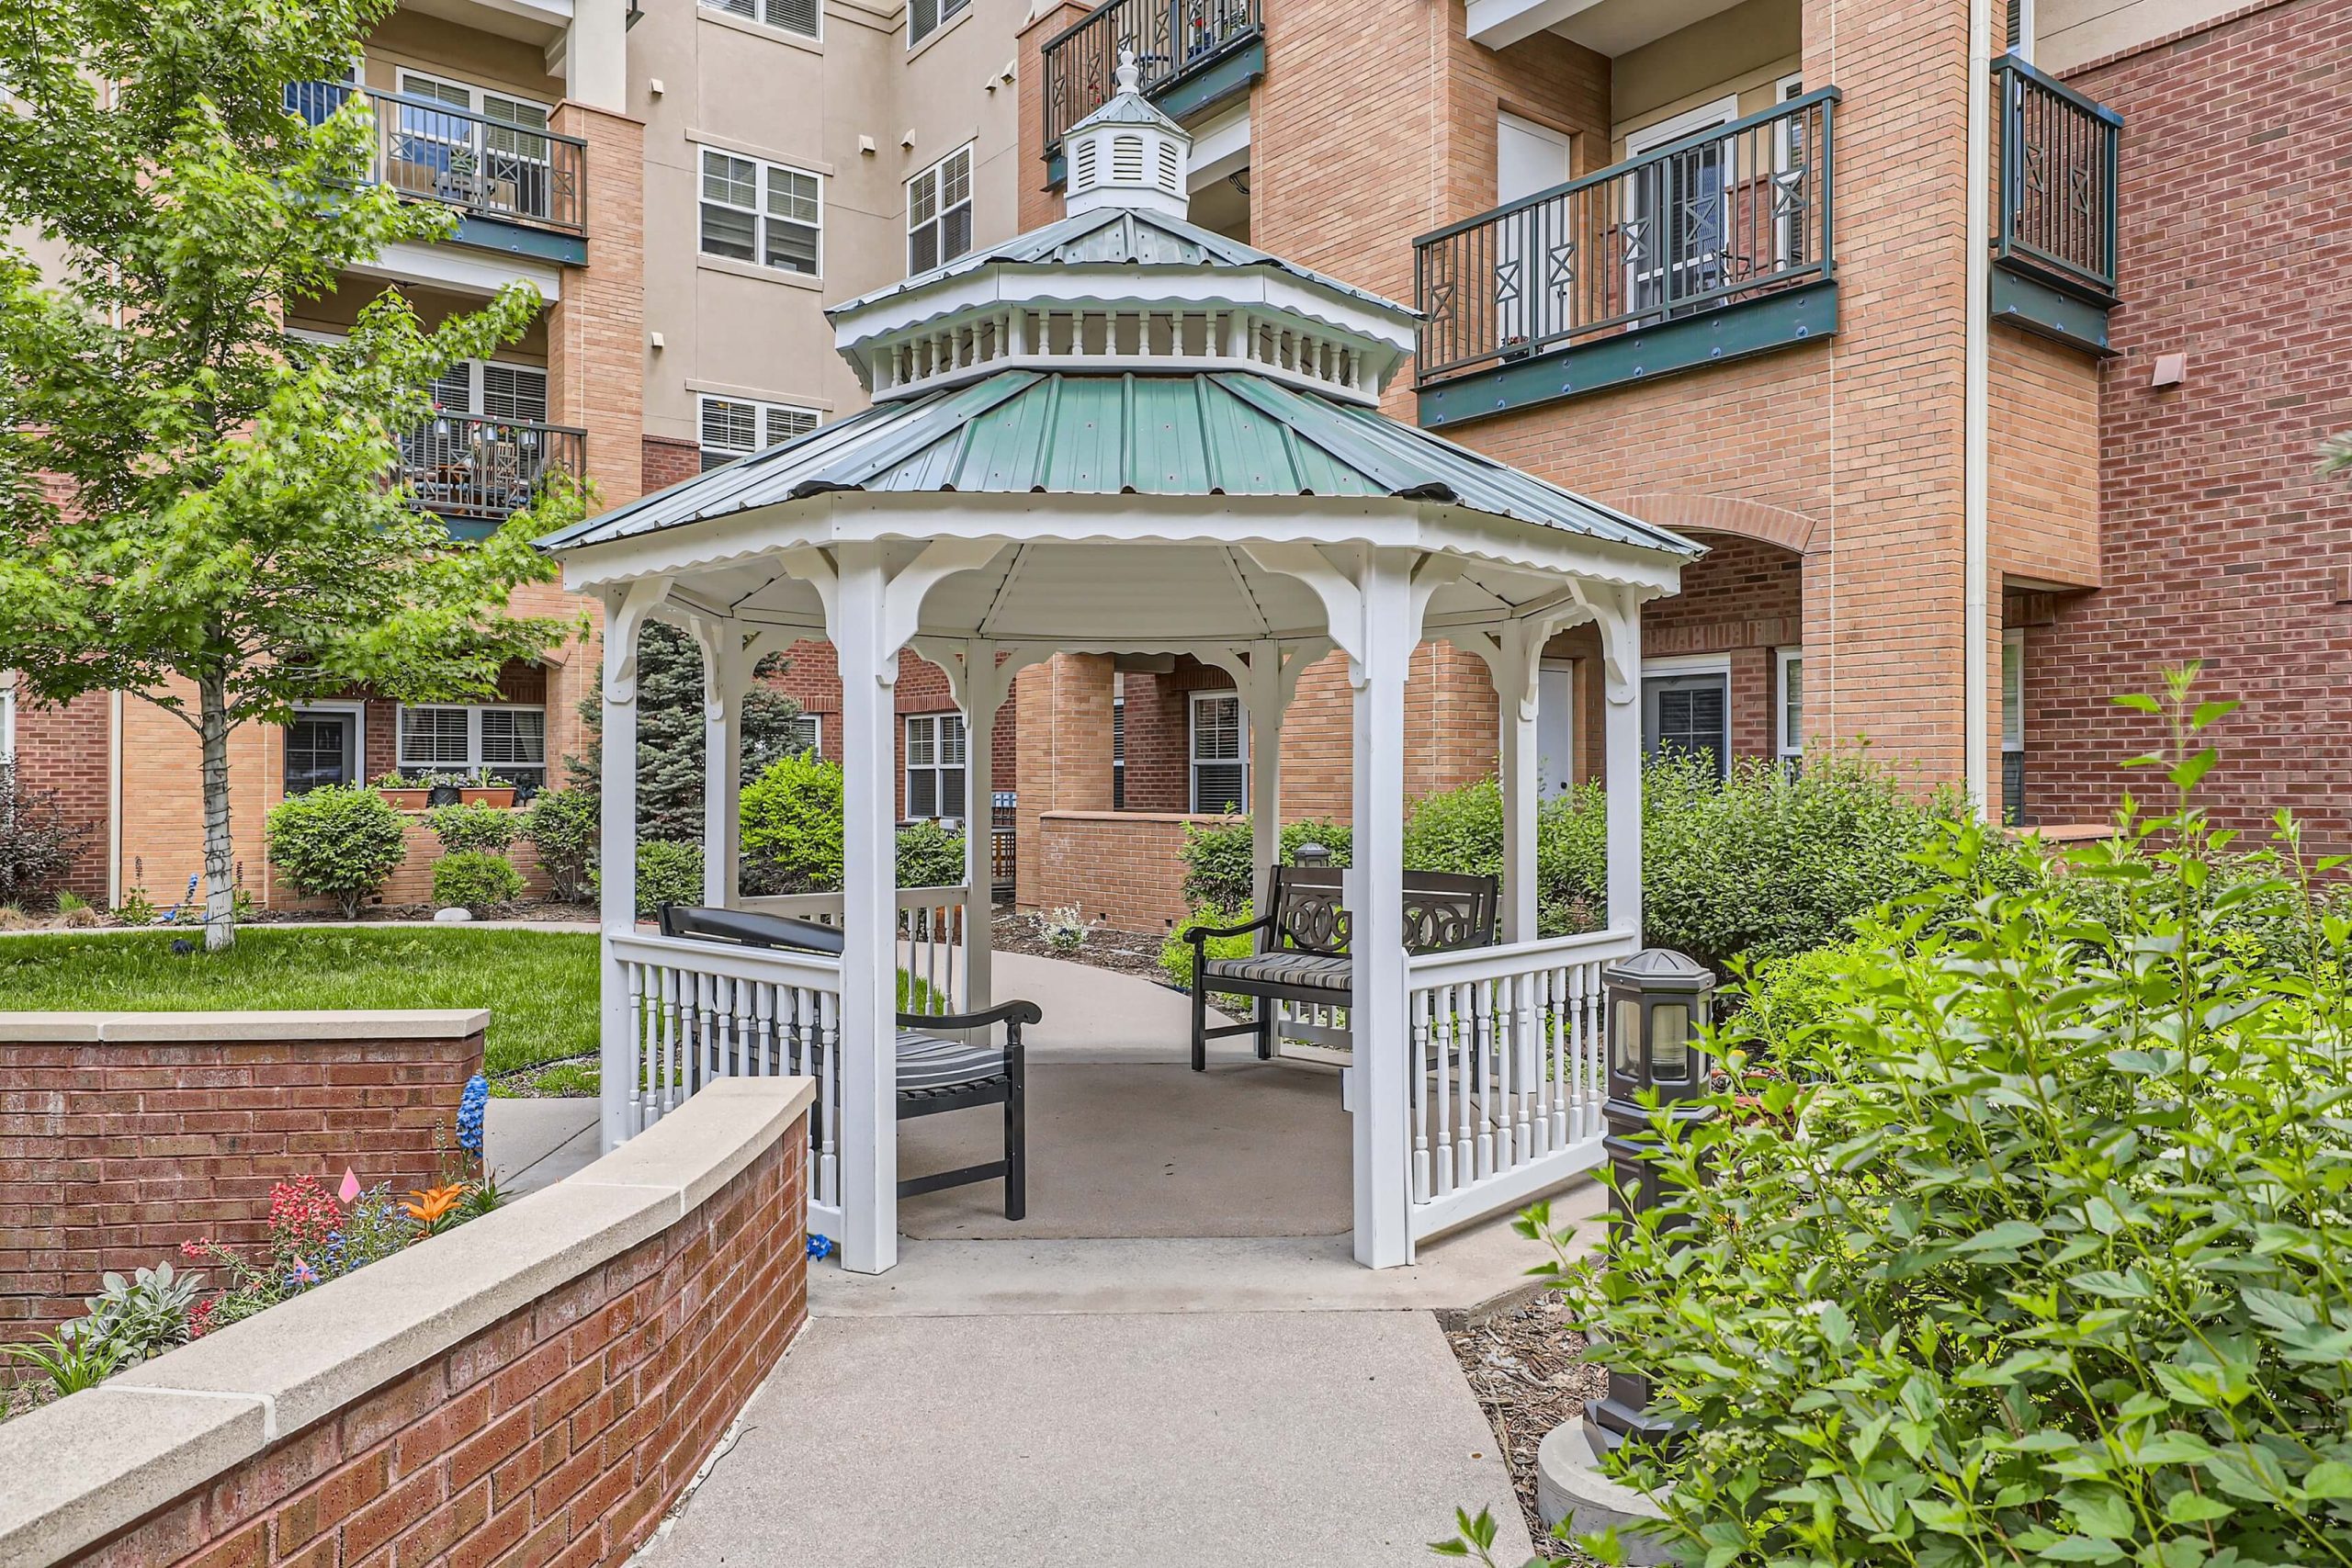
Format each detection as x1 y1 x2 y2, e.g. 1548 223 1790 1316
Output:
548 101 646 514
1017 2 1096 231
1799 0 1976 782
1012 652 1114 909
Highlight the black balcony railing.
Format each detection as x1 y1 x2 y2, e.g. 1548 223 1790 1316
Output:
400 412 585 524
1041 0 1261 151
1413 90 1838 387
1993 54 2120 304
286 81 587 236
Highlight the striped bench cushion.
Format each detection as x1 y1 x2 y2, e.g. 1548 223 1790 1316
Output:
1203 953 1354 992
896 1032 1007 1093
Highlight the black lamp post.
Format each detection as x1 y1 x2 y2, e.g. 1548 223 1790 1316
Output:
1585 947 1715 1452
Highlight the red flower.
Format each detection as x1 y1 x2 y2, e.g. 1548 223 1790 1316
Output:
187 1298 218 1338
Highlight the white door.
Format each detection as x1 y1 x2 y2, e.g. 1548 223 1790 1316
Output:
1625 96 1738 318
1537 661 1576 801
1495 114 1575 350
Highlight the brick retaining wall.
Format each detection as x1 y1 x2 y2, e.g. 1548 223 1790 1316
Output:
0 1011 485 1339
0 1080 812 1568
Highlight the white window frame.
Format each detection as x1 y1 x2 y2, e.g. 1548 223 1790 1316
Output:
283 701 368 795
908 0 970 49
906 143 975 276
1188 690 1249 814
697 146 824 277
697 394 821 467
786 714 822 755
1640 653 1732 781
398 703 549 787
427 358 550 423
1775 647 1804 763
1 680 15 763
1111 672 1126 810
1624 95 1740 315
903 711 968 823
699 0 820 42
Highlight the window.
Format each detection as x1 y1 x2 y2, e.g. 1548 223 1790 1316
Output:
2002 630 2026 825
424 360 548 423
1 681 14 762
284 707 362 795
399 704 548 795
390 72 554 222
701 0 818 39
1190 691 1247 814
1624 96 1739 317
1641 659 1730 782
786 714 822 755
285 62 359 128
699 148 821 276
697 395 820 470
1111 674 1126 810
905 713 967 820
907 145 973 275
1776 648 1804 767
909 0 969 48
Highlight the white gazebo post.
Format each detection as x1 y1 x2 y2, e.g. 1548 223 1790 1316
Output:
598 578 668 1154
1347 548 1420 1269
960 637 1004 1011
830 543 902 1274
1495 619 1543 944
694 618 749 909
1586 587 1645 938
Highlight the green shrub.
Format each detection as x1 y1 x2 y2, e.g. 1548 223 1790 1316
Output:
432 851 524 913
518 787 597 903
634 840 705 917
1399 776 1602 937
1497 673 2352 1568
1719 936 1877 1059
895 819 967 889
740 751 843 895
265 785 408 919
424 801 517 856
1178 818 1351 910
1159 901 1257 992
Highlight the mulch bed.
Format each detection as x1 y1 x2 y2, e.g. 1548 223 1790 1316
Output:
989 909 1171 982
1444 1291 1608 1561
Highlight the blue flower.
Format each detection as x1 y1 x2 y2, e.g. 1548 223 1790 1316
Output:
287 1258 320 1290
456 1075 489 1156
807 1234 834 1260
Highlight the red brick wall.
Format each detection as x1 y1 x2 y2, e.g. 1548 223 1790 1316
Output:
1031 810 1215 929
766 641 1020 816
1118 659 1237 813
2024 0 2352 842
61 1130 805 1568
0 1020 483 1338
7 689 111 903
1644 533 1806 763
642 434 702 494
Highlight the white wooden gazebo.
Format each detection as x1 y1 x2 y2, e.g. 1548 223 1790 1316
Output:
540 59 1697 1275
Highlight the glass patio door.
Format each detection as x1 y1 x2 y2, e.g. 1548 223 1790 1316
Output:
1624 99 1736 319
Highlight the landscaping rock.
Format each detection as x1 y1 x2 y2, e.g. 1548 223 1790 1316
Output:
432 907 473 923
1536 1419 1676 1564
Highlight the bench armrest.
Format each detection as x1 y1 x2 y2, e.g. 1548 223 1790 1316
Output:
1187 911 1274 948
898 998 1044 1032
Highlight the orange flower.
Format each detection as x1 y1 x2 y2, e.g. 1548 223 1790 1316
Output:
402 1184 468 1232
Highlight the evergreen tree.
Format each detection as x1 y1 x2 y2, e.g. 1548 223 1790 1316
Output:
569 624 809 842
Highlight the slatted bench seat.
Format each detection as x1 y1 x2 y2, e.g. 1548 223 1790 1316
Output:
1186 864 1498 1070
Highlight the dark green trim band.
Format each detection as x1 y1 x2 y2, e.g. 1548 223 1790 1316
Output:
1416 281 1839 431
1990 265 2115 356
450 215 589 267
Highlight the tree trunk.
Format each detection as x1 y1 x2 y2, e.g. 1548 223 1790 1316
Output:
199 675 236 952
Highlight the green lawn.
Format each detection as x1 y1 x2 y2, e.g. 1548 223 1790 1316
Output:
0 927 596 1079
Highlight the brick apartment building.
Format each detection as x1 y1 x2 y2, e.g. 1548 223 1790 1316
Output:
8 0 2347 928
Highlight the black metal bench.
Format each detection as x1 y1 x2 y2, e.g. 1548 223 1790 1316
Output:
1183 865 1498 1070
659 904 1038 1220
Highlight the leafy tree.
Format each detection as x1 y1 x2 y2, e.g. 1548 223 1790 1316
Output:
569 624 808 841
0 0 578 948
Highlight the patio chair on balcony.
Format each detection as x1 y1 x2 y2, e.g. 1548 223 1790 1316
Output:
1186 866 1498 1070
658 904 1039 1220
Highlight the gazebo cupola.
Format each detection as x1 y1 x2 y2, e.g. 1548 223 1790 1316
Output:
825 51 1416 407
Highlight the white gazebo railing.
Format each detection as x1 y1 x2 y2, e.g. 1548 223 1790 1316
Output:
1404 929 1634 1243
739 884 975 1016
606 930 846 1232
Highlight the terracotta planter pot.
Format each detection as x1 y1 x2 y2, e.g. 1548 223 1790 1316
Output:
459 787 515 808
379 788 430 811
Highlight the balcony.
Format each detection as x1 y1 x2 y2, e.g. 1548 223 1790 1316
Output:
1041 0 1263 159
1413 89 1838 428
1991 54 2121 354
399 412 586 537
287 81 589 263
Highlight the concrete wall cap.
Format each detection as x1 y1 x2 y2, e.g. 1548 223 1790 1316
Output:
0 1386 269 1566
0 1009 492 1043
0 1079 813 1565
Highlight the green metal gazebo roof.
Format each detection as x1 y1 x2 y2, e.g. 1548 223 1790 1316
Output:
538 368 1701 558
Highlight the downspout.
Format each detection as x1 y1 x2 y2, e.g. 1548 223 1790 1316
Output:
1962 0 1995 818
107 691 123 908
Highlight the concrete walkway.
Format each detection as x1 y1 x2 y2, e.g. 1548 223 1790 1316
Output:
502 952 1590 1562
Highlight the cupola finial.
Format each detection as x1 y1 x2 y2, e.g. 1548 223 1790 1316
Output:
1114 46 1142 96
